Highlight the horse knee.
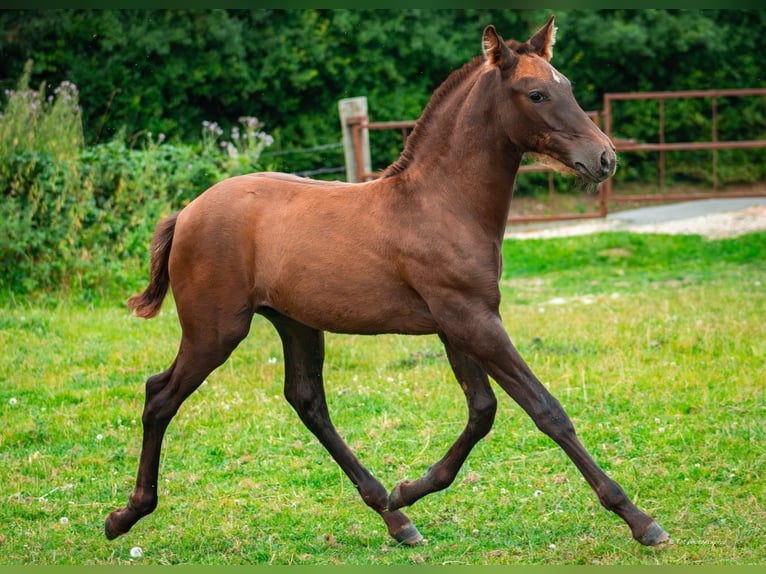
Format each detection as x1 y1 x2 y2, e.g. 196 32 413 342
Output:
284 378 324 420
531 397 575 442
471 393 497 437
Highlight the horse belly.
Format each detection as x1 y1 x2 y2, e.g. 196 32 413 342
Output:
178 175 437 335
256 249 437 336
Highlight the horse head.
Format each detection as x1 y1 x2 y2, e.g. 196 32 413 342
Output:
483 16 617 184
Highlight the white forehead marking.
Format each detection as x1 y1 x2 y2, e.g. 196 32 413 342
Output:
551 69 562 84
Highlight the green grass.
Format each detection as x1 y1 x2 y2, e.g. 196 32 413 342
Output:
1 231 764 565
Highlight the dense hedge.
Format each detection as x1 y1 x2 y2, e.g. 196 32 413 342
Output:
0 64 273 299
2 9 765 177
2 9 765 299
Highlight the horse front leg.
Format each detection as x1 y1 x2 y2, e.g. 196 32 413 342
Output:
389 335 497 510
264 310 423 546
443 312 669 546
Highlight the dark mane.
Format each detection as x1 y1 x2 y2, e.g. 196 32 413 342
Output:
381 54 485 178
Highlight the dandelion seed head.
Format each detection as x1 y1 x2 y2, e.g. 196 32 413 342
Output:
130 546 143 558
59 516 69 525
9 397 17 406
96 433 104 441
534 489 543 497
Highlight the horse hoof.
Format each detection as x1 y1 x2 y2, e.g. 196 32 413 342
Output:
636 521 670 546
104 516 120 540
392 523 424 546
104 510 130 540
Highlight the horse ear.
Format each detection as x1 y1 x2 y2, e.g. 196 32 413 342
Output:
482 25 513 67
528 15 557 61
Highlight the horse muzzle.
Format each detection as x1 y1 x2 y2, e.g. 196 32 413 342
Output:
574 145 617 183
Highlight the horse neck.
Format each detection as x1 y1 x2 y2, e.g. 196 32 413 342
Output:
391 69 523 240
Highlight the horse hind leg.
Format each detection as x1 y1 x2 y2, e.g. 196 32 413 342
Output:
389 335 497 510
263 309 423 545
105 311 252 540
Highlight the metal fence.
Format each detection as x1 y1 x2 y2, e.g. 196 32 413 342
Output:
343 89 766 224
602 88 766 203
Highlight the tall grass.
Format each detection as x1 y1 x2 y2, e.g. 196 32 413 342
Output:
1 231 763 564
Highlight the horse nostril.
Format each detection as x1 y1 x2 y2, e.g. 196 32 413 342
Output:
600 149 615 174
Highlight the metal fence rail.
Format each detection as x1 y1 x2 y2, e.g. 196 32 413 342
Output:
603 88 766 203
343 89 766 224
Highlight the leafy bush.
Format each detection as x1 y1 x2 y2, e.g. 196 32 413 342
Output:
0 65 274 300
0 62 88 293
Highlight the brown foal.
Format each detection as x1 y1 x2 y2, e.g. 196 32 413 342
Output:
106 17 669 548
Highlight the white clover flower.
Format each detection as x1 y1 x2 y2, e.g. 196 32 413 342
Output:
267 357 277 364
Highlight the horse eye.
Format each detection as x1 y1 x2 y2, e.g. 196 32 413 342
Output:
529 91 546 103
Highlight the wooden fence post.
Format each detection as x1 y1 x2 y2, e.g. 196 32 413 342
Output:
338 96 371 182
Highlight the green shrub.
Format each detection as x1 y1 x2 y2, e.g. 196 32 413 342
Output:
0 61 89 294
1 65 274 300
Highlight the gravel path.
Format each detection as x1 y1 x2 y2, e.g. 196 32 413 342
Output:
505 199 766 240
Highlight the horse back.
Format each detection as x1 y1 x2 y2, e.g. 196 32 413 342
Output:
168 172 440 335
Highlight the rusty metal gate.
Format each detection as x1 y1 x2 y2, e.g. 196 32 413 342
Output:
344 88 766 224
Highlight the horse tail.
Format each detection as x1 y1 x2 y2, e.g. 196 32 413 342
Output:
127 212 178 319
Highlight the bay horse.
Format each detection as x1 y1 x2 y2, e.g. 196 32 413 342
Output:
106 17 669 548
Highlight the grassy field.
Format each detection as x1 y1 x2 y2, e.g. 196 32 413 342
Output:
1 230 764 565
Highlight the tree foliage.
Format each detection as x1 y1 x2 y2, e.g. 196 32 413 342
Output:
1 9 765 298
2 10 761 149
